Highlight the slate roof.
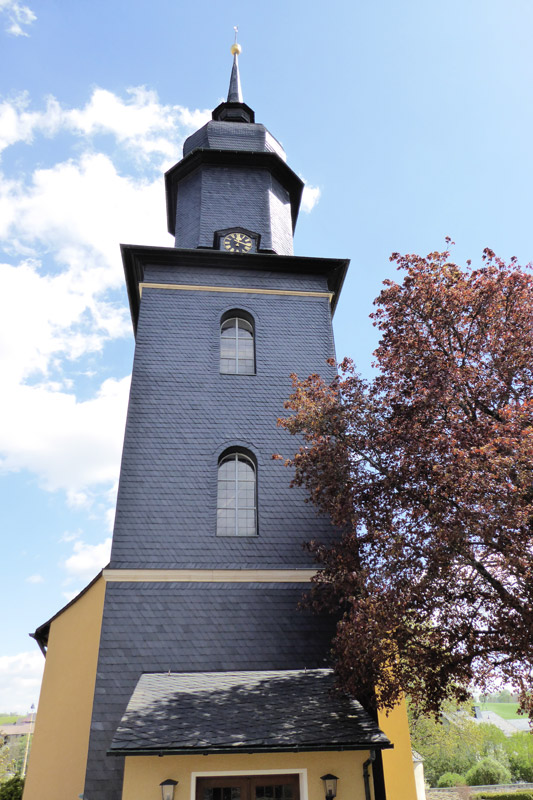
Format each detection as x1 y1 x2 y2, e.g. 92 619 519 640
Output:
109 668 391 755
121 246 349 333
182 122 285 159
0 721 35 737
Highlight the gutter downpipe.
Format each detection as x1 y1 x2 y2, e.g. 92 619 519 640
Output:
363 749 376 800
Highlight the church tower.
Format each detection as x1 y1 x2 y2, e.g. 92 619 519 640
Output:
24 41 417 800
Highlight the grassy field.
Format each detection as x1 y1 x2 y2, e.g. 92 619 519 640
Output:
0 715 19 724
481 702 522 719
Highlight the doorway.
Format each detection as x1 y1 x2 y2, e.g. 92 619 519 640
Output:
196 774 300 800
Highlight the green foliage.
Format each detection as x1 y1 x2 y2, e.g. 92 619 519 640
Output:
475 723 510 768
0 776 24 800
465 757 512 786
408 709 476 784
504 732 533 782
0 738 26 784
437 772 466 787
473 794 533 800
408 702 510 786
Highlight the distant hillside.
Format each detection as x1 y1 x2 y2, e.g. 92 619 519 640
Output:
481 703 521 720
0 715 20 725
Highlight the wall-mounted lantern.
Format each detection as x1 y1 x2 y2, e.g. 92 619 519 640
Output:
160 778 178 800
320 774 339 799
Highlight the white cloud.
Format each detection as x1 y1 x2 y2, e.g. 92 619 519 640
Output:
0 376 131 495
67 87 174 137
301 181 321 214
25 574 44 584
0 87 210 159
0 651 43 713
0 86 208 505
0 153 169 270
104 483 118 532
61 589 81 602
59 530 82 543
105 505 117 533
66 490 90 509
0 255 134 502
64 537 112 579
64 87 210 161
0 259 128 385
0 94 61 151
0 0 36 37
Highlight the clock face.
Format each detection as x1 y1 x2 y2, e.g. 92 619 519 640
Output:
222 231 253 253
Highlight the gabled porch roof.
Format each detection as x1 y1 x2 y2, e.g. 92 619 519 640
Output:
108 668 391 756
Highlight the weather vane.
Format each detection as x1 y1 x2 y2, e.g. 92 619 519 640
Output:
231 25 242 56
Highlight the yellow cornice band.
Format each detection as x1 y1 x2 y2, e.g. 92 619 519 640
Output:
103 568 317 583
139 282 333 302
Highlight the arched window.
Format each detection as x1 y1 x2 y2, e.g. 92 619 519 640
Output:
220 315 255 374
217 452 257 536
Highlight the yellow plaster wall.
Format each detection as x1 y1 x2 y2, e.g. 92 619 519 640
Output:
23 576 106 800
378 701 417 800
122 750 374 800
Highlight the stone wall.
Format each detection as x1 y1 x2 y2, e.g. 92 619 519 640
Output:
428 783 533 799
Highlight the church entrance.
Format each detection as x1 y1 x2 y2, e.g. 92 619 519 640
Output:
195 774 300 800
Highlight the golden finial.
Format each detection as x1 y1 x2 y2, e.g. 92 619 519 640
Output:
230 26 242 56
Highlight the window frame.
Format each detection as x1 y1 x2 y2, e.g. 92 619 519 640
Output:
219 311 256 376
216 450 258 538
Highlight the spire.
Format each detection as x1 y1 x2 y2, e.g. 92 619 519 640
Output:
227 28 243 103
227 55 243 103
212 29 255 124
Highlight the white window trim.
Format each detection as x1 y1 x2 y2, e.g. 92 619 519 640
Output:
217 452 257 537
220 316 255 375
190 768 308 800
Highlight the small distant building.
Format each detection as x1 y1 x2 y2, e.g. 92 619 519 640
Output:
412 750 427 800
472 707 530 736
0 719 34 745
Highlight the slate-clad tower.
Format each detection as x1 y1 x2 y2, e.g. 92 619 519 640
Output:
25 42 419 800
87 46 348 797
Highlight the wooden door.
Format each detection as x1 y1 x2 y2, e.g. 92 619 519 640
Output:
196 774 300 800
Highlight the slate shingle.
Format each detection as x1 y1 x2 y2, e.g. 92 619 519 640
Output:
109 670 390 754
109 271 338 571
175 167 295 255
83 582 337 799
182 121 286 161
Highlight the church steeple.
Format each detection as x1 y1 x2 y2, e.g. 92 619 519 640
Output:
212 31 255 123
227 30 243 103
165 33 303 255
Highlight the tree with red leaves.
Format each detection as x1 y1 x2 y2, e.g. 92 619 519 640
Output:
278 243 533 718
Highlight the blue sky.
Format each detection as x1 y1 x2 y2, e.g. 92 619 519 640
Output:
0 0 532 712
